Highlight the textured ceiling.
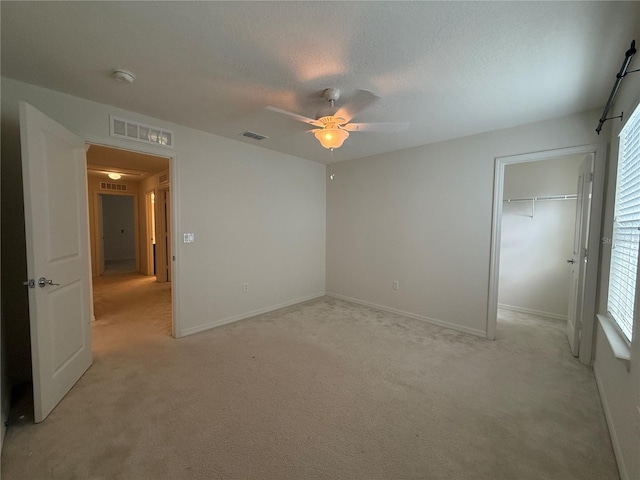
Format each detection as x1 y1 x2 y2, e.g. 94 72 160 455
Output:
2 1 639 164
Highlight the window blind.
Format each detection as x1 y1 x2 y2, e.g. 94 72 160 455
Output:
608 103 640 341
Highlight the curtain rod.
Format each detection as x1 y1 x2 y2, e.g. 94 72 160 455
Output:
596 40 637 135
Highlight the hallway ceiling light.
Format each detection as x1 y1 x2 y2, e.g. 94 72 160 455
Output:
107 173 122 180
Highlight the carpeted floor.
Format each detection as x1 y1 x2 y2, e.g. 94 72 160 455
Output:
1 274 618 479
102 259 138 276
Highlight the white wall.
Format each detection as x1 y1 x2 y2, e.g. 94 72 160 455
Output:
326 109 605 336
593 58 640 480
0 78 326 395
498 156 584 319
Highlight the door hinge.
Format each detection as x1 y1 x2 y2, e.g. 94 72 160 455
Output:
589 172 594 182
22 279 35 288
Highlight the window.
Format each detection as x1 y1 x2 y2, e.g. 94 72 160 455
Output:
608 102 640 342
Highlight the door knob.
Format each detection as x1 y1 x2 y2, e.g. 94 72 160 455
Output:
566 259 575 264
38 277 60 287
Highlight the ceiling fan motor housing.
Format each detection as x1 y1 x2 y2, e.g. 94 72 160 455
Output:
323 88 341 102
318 116 347 128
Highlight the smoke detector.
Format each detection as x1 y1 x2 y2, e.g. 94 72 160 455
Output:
113 69 135 84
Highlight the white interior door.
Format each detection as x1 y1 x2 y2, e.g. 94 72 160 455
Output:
20 102 92 423
566 157 593 356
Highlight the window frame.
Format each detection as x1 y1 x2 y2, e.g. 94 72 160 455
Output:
606 100 640 344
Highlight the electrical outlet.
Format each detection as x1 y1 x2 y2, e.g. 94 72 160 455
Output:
243 283 249 292
393 280 400 290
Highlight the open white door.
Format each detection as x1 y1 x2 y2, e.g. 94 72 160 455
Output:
20 102 92 423
566 156 593 356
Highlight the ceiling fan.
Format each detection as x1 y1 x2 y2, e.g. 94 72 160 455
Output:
266 88 409 150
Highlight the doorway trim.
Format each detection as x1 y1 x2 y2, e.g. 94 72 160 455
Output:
84 134 180 338
487 143 606 365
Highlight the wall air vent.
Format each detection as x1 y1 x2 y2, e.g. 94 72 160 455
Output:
100 182 127 192
110 116 174 148
242 131 268 141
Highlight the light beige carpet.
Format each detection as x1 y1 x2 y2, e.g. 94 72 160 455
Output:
2 274 618 479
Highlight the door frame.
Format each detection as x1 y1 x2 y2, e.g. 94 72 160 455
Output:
155 186 172 283
487 143 606 365
144 190 156 276
84 134 180 338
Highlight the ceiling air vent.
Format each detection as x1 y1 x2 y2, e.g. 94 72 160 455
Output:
110 115 174 148
242 131 268 141
100 182 127 192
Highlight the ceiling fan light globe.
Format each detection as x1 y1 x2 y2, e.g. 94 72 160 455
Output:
314 128 349 149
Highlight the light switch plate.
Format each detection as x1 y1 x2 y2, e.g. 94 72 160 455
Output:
183 233 195 244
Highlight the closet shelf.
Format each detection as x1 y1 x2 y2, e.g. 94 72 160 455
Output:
503 194 577 219
503 194 577 203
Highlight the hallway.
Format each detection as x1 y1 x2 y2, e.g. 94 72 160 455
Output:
92 273 173 348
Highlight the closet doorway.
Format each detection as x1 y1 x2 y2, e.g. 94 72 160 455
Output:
498 155 586 322
487 144 606 365
99 193 137 275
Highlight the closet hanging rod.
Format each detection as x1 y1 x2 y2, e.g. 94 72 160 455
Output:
596 40 637 135
503 194 577 203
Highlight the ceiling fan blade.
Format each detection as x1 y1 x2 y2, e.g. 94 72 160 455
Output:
334 90 379 122
266 106 323 127
344 122 410 133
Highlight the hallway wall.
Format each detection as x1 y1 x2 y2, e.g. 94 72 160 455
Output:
138 170 169 276
86 174 139 277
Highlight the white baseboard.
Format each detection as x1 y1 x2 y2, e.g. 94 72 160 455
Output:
593 364 628 480
179 293 326 337
326 292 487 338
498 303 567 321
